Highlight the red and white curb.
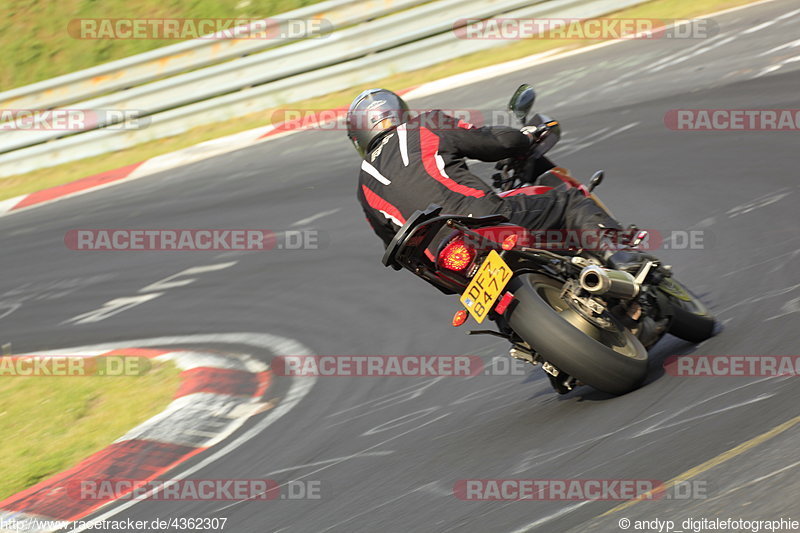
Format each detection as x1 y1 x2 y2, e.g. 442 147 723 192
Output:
0 333 315 532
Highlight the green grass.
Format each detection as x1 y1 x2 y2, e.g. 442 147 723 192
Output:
0 0 761 202
0 0 325 90
0 357 182 499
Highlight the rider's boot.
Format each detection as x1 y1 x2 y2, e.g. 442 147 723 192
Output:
590 225 657 272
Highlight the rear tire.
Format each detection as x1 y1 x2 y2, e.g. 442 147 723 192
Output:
506 274 648 395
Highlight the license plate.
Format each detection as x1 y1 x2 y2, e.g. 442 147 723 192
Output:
459 250 512 323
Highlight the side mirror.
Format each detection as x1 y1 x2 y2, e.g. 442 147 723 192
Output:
587 170 604 192
508 84 536 122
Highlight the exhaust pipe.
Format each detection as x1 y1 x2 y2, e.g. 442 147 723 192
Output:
579 265 640 299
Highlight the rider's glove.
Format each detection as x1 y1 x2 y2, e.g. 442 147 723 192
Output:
520 125 545 144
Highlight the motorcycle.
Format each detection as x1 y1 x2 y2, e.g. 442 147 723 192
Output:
381 84 716 395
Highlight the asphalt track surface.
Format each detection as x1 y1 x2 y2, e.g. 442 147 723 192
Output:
2 0 800 531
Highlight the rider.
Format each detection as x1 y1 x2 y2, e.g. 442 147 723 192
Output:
348 88 632 261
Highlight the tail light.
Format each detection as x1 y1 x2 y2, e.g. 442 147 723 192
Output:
452 309 468 327
501 234 519 250
438 237 475 272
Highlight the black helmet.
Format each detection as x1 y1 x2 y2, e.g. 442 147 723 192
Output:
346 88 410 158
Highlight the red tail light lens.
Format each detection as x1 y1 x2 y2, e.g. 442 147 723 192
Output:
502 234 519 250
452 309 468 327
438 238 475 272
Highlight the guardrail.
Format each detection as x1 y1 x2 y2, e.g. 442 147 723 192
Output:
0 0 649 177
0 0 542 154
0 0 428 111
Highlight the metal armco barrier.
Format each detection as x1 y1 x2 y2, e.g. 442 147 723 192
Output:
0 0 649 177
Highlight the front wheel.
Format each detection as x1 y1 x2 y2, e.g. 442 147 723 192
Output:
505 274 648 395
658 277 717 343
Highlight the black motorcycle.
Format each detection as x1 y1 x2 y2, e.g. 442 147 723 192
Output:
381 84 716 395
